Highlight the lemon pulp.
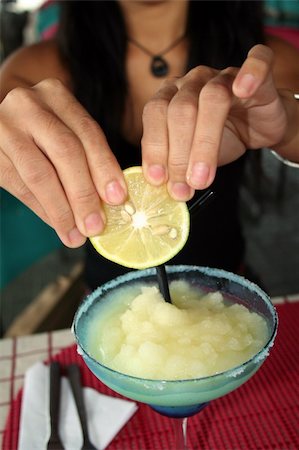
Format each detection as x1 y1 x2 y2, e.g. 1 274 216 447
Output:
90 166 190 269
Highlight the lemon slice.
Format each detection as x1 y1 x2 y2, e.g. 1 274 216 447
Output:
90 166 190 269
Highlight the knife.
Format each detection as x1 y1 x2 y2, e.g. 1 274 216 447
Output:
47 361 64 450
67 364 97 450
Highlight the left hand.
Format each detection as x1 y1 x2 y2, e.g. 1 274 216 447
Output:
141 44 289 200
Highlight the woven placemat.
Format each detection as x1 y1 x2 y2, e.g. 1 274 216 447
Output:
3 302 299 450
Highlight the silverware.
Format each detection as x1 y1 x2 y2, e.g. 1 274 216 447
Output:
67 364 97 450
47 361 64 450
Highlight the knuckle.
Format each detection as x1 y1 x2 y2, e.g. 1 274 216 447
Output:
91 152 118 174
5 134 26 157
0 163 13 187
4 86 34 107
143 97 169 120
168 99 197 123
188 65 214 79
162 76 179 86
168 157 188 176
41 111 60 133
71 186 98 204
51 206 73 229
0 161 35 205
200 82 231 104
223 66 237 74
35 77 66 92
51 130 83 159
23 160 55 186
17 183 35 204
194 134 217 149
159 78 180 94
141 135 166 151
77 115 102 145
78 115 99 134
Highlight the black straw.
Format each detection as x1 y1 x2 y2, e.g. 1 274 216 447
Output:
155 189 216 304
156 265 172 303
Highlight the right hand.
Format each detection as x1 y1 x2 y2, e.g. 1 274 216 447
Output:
0 78 127 247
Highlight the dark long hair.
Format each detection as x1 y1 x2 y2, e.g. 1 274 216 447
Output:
57 0 265 146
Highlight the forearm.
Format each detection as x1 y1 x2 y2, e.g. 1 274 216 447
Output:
272 91 299 163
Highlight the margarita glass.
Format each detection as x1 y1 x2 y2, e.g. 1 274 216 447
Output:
73 265 278 449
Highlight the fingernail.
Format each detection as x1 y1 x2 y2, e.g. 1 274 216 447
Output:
68 227 86 246
105 180 126 204
188 162 210 188
84 213 104 235
170 182 192 200
147 164 166 184
237 73 256 96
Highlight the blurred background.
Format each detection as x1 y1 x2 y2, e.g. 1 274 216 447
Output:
1 0 299 337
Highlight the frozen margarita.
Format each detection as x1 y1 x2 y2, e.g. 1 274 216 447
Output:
87 280 269 380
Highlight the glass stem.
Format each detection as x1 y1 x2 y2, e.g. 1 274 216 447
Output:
172 417 188 450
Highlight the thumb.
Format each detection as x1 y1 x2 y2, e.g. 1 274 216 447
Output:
232 44 275 99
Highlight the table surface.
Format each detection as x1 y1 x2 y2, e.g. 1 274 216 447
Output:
1 293 299 450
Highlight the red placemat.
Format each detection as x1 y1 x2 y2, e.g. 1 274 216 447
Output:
3 302 299 450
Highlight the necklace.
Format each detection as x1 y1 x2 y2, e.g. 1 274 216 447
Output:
129 33 186 78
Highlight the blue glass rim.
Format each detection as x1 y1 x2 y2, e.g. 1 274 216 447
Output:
73 265 278 384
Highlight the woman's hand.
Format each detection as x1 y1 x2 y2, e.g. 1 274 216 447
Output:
141 44 296 200
0 78 127 247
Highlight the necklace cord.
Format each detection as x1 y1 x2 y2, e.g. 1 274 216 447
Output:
129 33 186 57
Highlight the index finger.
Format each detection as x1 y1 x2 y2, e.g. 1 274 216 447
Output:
187 69 234 189
34 79 127 206
142 80 178 186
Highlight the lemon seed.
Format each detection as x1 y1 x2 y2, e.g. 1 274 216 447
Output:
124 201 136 215
169 227 178 239
151 225 170 236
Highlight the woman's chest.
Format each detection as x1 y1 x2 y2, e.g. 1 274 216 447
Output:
122 47 188 144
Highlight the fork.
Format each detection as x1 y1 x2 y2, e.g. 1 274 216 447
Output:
67 364 97 450
47 361 64 450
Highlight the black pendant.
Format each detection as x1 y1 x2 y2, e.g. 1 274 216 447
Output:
151 56 169 77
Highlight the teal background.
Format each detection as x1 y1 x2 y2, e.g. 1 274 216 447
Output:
264 0 299 27
0 189 62 289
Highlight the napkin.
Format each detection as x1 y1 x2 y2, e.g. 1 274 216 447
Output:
18 362 138 450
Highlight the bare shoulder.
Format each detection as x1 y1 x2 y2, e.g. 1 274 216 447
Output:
0 40 71 100
266 34 299 90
